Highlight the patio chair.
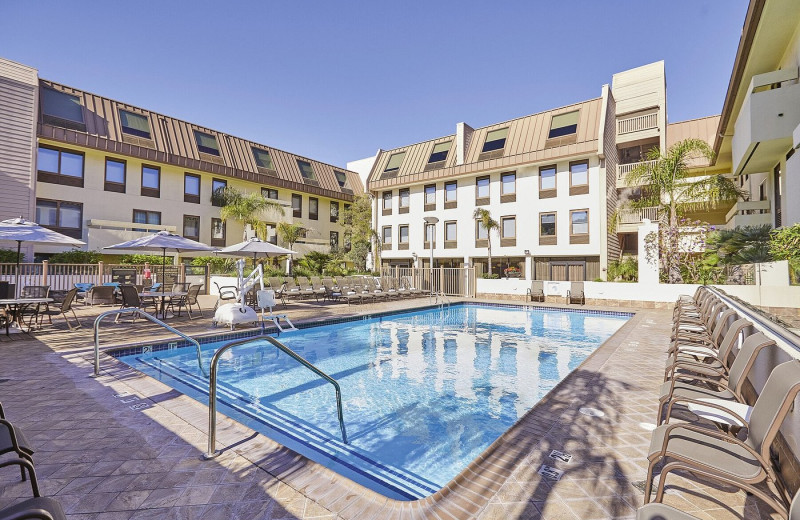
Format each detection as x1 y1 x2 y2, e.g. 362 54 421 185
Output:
566 282 584 305
0 402 35 481
213 281 238 311
365 278 389 300
19 285 51 329
115 285 145 323
167 284 203 319
74 282 93 302
527 280 544 302
401 276 423 297
297 277 322 300
643 358 800 518
0 457 66 519
36 287 82 331
85 285 116 306
664 309 739 381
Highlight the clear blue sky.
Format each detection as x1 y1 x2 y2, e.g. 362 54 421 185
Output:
2 1 748 168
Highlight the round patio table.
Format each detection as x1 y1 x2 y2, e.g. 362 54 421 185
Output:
0 298 54 335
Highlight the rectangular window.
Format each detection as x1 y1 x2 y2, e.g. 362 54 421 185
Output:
501 216 516 246
399 188 410 208
183 215 200 240
570 210 589 235
35 199 83 239
262 188 278 200
548 111 579 138
211 218 226 247
104 158 126 193
476 219 488 240
444 221 457 248
119 110 151 139
501 172 516 203
330 201 339 223
184 173 201 204
444 181 457 203
476 175 490 204
382 191 392 211
382 226 392 246
141 165 160 198
309 197 319 220
334 170 348 188
481 127 508 153
297 160 316 181
37 146 84 187
194 130 220 156
399 225 409 244
132 209 160 232
266 223 278 244
384 152 405 172
252 147 274 170
428 141 451 163
570 161 589 195
539 165 557 197
425 223 435 246
424 184 436 210
211 178 227 207
41 88 84 126
292 194 302 218
330 231 339 249
540 212 557 245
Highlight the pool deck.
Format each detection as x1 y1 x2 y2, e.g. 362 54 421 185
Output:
0 296 775 519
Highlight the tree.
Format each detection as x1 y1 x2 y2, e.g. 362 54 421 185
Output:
624 138 745 282
705 225 773 266
473 208 500 275
277 222 306 273
218 187 284 241
770 224 800 280
341 194 378 272
48 249 103 264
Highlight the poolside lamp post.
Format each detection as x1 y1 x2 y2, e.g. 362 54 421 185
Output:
423 216 439 297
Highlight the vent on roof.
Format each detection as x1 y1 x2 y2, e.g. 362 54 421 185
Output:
425 160 446 171
199 152 225 165
478 149 505 162
256 166 278 177
121 134 156 149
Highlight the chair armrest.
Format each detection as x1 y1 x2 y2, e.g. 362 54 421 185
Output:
0 458 40 496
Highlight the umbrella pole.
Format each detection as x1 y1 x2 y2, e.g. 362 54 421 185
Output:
162 248 166 294
15 241 21 298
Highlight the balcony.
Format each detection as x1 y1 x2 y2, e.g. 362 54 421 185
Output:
616 160 657 188
616 206 661 233
724 199 772 228
616 112 659 144
86 220 177 251
732 68 800 175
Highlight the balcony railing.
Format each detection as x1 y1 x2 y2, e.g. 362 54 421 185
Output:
725 199 771 223
617 160 657 187
618 206 661 226
617 113 658 135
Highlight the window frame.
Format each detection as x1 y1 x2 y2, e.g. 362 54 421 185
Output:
548 110 579 139
481 127 509 153
194 130 221 156
398 188 410 214
427 140 452 165
210 218 226 247
500 171 516 203
184 173 201 204
539 165 557 198
500 215 516 247
569 209 590 244
382 225 392 250
141 164 161 198
330 231 339 249
330 201 339 223
382 190 393 215
183 215 200 241
40 87 85 130
444 181 457 208
292 194 302 218
424 184 436 211
118 109 151 139
251 147 274 171
539 212 557 245
35 198 83 239
384 152 406 173
476 175 490 205
262 188 278 200
211 178 227 207
36 145 85 187
334 170 348 188
444 220 457 249
296 160 317 182
398 224 409 250
569 160 590 195
132 209 161 232
104 157 126 193
309 197 319 220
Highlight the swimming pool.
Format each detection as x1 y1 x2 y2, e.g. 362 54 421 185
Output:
115 303 630 499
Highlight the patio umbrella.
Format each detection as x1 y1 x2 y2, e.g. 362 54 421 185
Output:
104 231 216 293
0 217 85 298
214 237 295 266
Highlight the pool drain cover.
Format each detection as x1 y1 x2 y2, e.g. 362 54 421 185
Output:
579 407 605 417
538 465 564 481
549 450 572 463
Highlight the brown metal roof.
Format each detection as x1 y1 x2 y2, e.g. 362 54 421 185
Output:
666 115 721 169
36 79 363 200
367 98 603 190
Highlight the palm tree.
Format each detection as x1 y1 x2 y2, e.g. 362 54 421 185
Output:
706 224 773 265
624 138 745 281
473 208 500 275
218 187 284 242
277 222 306 273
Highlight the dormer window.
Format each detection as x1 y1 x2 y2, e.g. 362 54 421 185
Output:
481 128 508 153
194 130 220 156
119 110 151 139
297 160 316 180
428 141 451 163
41 88 85 130
548 111 579 138
252 147 274 170
384 152 405 172
334 171 348 188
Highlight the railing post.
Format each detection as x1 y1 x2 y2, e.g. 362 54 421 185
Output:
97 261 104 286
179 263 186 283
41 260 48 286
206 263 211 295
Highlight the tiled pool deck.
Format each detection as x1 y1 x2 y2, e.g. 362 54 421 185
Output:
0 296 777 519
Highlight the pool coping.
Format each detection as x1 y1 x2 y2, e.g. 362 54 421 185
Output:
94 300 645 519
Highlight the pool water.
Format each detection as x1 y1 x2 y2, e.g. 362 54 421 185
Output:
117 304 629 499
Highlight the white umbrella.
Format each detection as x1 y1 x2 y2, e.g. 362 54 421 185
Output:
104 231 216 292
214 237 295 266
0 217 85 298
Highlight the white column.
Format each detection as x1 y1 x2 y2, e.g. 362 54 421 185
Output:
638 220 659 285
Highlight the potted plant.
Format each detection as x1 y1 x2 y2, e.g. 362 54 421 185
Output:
504 266 521 278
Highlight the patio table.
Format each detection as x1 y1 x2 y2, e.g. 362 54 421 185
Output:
139 291 187 320
0 298 53 335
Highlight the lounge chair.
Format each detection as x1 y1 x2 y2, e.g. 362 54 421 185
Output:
401 276 423 297
85 285 116 306
664 309 739 381
321 278 342 302
36 287 82 330
643 358 800 518
566 281 584 305
526 280 544 302
365 278 389 300
298 277 323 300
74 282 93 302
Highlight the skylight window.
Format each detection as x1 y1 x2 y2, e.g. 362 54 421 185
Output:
297 160 316 180
119 110 151 139
252 147 274 169
334 171 348 188
384 152 405 172
481 128 508 153
548 111 579 138
428 141 451 163
41 88 84 124
194 130 220 156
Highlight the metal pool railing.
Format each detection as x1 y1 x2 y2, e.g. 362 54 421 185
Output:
92 308 206 377
204 335 348 459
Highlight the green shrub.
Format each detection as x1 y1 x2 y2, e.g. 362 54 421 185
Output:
120 254 173 265
189 256 236 274
608 257 638 282
481 273 500 279
48 249 103 264
0 248 22 263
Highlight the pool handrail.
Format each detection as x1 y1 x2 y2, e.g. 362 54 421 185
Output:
92 308 207 378
204 335 348 459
